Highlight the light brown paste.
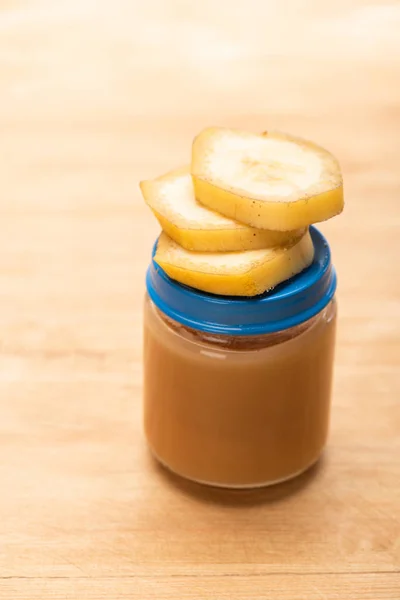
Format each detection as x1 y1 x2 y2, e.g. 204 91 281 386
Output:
143 297 336 488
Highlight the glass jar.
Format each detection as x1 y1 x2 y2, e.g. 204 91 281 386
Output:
144 227 337 488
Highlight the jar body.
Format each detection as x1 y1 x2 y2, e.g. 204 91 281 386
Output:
143 295 337 488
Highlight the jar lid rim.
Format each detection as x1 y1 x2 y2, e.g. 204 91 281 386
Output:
146 226 336 335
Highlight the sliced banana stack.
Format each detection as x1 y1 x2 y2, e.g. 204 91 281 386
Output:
155 229 314 297
192 127 343 231
140 126 343 297
140 167 304 252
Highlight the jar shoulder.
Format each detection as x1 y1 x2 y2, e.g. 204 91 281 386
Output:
145 294 336 352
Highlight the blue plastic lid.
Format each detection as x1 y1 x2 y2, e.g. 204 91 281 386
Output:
146 226 336 336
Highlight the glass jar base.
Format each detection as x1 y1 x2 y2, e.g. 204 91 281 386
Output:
149 444 323 490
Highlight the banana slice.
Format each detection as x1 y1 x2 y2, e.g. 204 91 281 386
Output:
155 229 314 297
140 167 303 251
191 127 343 231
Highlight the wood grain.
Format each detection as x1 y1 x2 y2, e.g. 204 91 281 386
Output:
0 1 399 598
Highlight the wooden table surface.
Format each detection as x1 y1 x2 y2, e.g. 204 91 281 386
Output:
1 1 399 598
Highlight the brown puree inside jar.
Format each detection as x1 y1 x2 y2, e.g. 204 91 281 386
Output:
143 296 337 488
